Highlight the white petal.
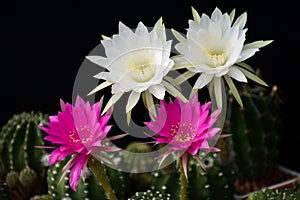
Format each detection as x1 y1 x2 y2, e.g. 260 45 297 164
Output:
86 56 109 68
191 6 201 24
112 83 128 94
171 28 187 43
118 21 133 34
188 20 200 31
213 77 222 109
233 12 247 29
87 81 112 96
135 22 149 37
101 92 124 115
227 66 247 82
154 17 166 41
243 40 273 50
148 84 166 100
211 7 223 22
126 91 141 113
93 72 109 80
237 48 259 62
193 73 214 89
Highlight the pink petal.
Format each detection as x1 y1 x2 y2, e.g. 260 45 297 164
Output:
181 102 192 123
69 154 89 191
60 99 66 111
75 95 86 107
210 108 221 119
200 140 210 149
182 153 188 179
206 128 221 139
210 147 221 152
201 102 211 113
156 137 171 144
92 102 101 119
187 147 199 155
189 92 198 105
99 116 111 128
49 115 59 122
49 148 73 165
198 110 209 127
166 103 180 125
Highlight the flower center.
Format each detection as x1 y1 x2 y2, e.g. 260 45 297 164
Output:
124 49 156 82
69 125 94 144
170 122 197 143
207 52 226 67
129 62 155 82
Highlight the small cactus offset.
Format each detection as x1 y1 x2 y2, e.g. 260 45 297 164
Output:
151 152 237 200
0 111 50 200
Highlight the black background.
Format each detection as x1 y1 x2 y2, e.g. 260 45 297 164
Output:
1 1 299 172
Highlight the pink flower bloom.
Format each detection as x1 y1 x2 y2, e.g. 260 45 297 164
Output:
37 96 120 191
144 93 221 178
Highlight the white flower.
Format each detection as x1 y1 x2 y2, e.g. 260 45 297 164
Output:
173 7 272 108
86 18 175 121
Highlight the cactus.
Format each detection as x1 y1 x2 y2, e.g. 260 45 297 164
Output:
224 82 283 195
151 151 237 200
247 181 300 200
47 156 108 200
0 111 50 200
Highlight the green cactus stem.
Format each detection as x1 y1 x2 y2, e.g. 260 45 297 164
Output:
179 157 187 200
87 156 117 200
225 83 283 195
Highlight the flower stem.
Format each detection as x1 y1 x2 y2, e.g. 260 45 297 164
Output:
88 156 117 200
179 158 187 200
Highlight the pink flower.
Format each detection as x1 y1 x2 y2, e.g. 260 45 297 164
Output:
37 96 120 191
144 93 221 178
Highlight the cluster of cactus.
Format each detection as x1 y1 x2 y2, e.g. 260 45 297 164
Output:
247 181 300 200
45 141 236 200
223 80 283 194
0 111 50 200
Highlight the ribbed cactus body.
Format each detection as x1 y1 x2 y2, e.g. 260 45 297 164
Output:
226 85 281 182
0 111 50 199
151 152 237 200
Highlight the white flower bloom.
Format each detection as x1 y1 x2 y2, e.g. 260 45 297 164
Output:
173 7 272 108
87 18 175 119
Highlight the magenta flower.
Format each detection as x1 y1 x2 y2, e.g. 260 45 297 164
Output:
144 93 221 178
37 96 120 191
